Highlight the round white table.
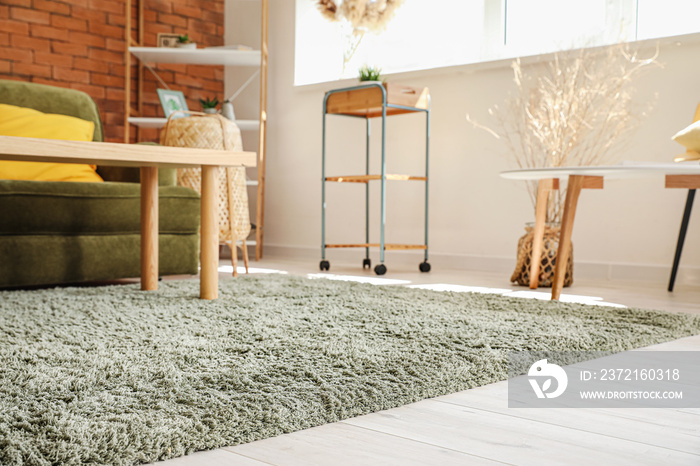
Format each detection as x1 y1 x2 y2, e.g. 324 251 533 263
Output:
500 162 700 300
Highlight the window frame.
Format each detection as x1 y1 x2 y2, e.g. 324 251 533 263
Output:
294 0 698 87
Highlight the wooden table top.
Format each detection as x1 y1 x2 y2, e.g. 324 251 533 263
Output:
0 135 257 169
500 162 700 181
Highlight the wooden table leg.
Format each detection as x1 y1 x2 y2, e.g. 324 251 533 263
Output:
551 175 584 300
530 179 555 289
200 165 219 300
140 166 159 291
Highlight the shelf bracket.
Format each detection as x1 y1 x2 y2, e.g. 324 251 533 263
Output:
140 62 171 90
227 69 260 102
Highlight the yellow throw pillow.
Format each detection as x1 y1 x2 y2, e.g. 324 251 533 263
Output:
0 104 103 182
672 120 700 152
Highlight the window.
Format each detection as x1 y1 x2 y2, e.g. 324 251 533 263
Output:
504 0 610 56
636 0 700 40
295 0 485 85
295 0 700 86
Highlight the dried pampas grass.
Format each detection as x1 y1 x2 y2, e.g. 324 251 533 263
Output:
317 0 405 33
317 0 337 22
469 43 659 223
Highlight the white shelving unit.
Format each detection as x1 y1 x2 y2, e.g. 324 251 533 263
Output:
128 47 260 66
124 0 269 260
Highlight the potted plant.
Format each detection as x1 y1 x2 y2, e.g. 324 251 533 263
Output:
176 34 196 49
199 97 219 114
358 65 383 84
470 44 657 287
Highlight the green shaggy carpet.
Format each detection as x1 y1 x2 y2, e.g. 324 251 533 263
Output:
1 275 699 465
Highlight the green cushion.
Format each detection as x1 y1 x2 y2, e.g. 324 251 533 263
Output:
0 79 104 142
0 234 199 288
96 166 178 186
98 142 177 186
0 180 200 236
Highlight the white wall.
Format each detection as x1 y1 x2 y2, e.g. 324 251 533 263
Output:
228 0 700 283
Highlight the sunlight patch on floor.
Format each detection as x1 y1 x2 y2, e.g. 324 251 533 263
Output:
408 283 513 294
307 273 411 285
408 283 626 308
236 265 627 307
507 290 626 308
217 265 288 275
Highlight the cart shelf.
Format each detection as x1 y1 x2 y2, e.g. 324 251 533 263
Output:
326 83 429 118
325 244 428 250
325 174 427 183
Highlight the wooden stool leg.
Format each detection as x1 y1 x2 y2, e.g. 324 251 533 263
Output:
669 189 696 292
242 239 249 274
552 175 584 301
231 239 239 278
225 167 238 278
530 179 553 289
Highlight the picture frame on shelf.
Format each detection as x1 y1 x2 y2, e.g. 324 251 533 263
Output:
157 89 189 118
157 33 180 48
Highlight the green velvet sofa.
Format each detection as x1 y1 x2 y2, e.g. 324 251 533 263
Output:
0 79 200 288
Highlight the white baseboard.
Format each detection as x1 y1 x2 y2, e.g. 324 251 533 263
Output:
261 244 700 286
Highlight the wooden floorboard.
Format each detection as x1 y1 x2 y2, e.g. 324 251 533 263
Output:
436 383 700 456
224 423 503 466
147 448 272 466
343 400 699 466
636 335 700 350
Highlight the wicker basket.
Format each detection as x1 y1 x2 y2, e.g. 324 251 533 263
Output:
511 223 573 287
160 112 251 275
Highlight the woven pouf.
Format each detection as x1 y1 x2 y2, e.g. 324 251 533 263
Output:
160 113 251 275
510 224 573 287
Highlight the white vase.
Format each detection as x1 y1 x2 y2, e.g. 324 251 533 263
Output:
176 42 197 49
203 108 218 115
221 101 235 121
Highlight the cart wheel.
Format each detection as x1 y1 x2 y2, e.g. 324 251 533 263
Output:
374 264 387 276
362 258 372 269
419 261 431 273
320 260 330 271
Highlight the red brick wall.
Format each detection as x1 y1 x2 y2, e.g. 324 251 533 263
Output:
0 0 225 143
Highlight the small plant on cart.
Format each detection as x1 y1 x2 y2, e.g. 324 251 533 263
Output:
359 65 383 82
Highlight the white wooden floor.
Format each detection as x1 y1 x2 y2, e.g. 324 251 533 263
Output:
153 257 700 466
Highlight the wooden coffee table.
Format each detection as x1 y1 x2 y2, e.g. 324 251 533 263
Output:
0 135 256 300
501 163 700 301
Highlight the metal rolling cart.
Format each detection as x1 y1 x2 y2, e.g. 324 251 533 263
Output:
320 82 431 275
